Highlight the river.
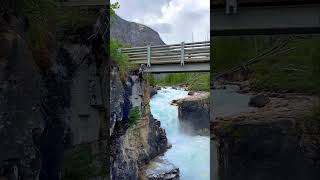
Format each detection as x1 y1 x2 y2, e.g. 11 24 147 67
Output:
150 87 210 180
149 86 254 179
214 88 255 117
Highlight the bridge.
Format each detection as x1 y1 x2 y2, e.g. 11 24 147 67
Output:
212 0 320 36
120 41 210 73
211 2 320 179
58 0 105 7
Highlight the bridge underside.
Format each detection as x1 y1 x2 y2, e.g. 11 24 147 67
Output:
143 63 210 73
60 0 105 6
211 4 320 36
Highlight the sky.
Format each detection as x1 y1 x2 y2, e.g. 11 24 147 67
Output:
111 0 210 44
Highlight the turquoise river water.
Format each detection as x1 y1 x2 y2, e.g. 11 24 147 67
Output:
150 86 253 179
150 87 210 180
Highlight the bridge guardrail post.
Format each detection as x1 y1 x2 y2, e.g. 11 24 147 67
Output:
181 42 185 66
147 45 151 67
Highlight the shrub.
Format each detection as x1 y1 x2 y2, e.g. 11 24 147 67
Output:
128 106 141 127
63 144 97 180
109 39 138 81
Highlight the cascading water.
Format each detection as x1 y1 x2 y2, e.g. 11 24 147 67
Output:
150 87 210 180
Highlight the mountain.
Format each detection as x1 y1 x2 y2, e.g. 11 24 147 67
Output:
110 14 165 47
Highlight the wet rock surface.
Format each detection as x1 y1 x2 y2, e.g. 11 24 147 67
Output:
248 94 270 107
150 86 158 98
175 92 210 135
141 158 180 180
110 67 168 180
212 93 320 180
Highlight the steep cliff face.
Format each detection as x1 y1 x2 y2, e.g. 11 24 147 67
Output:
110 66 168 180
0 10 109 180
212 94 320 180
40 24 108 180
0 12 43 179
110 14 165 46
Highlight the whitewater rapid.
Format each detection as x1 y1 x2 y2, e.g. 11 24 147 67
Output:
150 87 210 180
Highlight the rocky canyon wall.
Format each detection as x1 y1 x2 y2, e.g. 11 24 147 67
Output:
110 65 168 180
0 9 109 180
1 6 168 180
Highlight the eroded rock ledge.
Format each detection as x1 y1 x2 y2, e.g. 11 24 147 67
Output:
174 91 210 135
212 94 320 180
140 158 180 180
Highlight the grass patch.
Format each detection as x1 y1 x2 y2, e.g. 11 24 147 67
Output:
109 39 138 81
109 2 139 81
213 35 320 94
63 144 97 180
148 73 210 91
128 106 141 128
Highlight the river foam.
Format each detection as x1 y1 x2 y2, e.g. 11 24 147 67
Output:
150 87 210 180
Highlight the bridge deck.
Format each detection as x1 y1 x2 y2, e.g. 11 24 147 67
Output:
144 63 210 73
120 41 210 73
212 0 319 8
59 0 105 6
212 0 320 35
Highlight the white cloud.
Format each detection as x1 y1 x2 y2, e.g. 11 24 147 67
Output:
111 0 210 44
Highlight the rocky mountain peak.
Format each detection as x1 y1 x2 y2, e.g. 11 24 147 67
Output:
110 14 165 47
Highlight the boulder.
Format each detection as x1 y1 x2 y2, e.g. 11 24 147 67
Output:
142 158 180 180
248 94 270 108
237 87 250 94
150 87 158 98
188 91 195 96
177 92 210 134
171 100 178 104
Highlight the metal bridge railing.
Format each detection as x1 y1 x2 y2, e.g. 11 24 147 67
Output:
120 41 210 67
